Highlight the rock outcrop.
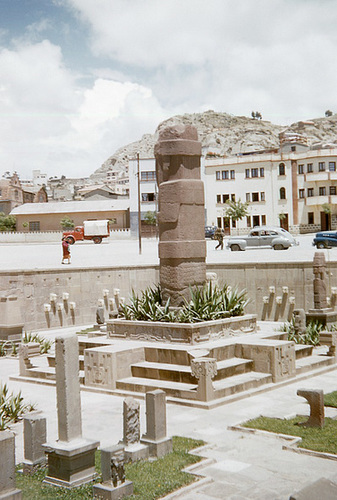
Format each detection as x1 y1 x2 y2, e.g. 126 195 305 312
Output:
90 111 337 182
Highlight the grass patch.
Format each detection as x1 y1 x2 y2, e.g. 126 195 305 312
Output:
243 416 337 455
16 436 204 500
324 391 337 408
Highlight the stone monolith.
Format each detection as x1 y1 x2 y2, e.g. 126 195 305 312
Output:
43 333 99 488
141 390 172 457
155 124 206 306
0 430 22 499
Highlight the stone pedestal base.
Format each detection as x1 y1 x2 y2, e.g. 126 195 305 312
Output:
306 309 337 327
0 489 22 499
22 459 46 475
140 436 173 458
43 438 99 488
93 480 133 500
124 443 149 462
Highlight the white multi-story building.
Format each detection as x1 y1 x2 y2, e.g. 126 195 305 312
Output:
129 134 337 236
205 134 337 234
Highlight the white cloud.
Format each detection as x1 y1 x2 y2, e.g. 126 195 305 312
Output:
65 0 337 123
0 40 169 178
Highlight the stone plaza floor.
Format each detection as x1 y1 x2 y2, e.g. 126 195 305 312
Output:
2 324 337 499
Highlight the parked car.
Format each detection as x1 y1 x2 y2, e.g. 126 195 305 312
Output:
313 231 337 249
227 226 298 251
205 226 217 239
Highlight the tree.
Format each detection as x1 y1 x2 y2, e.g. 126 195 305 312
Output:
325 110 333 117
0 212 16 232
60 216 75 229
223 199 249 226
144 211 157 225
251 111 262 120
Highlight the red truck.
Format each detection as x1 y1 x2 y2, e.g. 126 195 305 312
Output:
63 220 110 244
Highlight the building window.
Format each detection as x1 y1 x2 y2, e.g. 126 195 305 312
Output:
14 189 19 200
217 217 222 228
252 192 259 202
291 146 296 152
279 163 285 176
232 219 236 228
246 216 251 227
222 194 229 203
29 221 40 231
307 188 314 197
260 168 265 177
319 186 326 196
307 163 313 173
329 162 336 172
298 164 304 174
261 215 266 225
330 186 336 195
142 193 155 202
308 212 314 225
230 170 235 179
318 162 326 172
280 187 286 200
222 170 229 180
231 194 236 201
253 215 260 227
140 171 156 181
216 194 221 203
246 193 251 202
260 192 265 201
216 171 221 180
251 168 258 178
245 169 250 178
299 189 305 199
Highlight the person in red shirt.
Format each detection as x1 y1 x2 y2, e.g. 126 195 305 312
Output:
62 237 71 264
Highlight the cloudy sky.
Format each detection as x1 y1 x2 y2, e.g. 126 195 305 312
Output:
1 0 337 179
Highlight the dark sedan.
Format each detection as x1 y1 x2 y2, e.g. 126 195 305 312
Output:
313 231 337 248
205 226 217 239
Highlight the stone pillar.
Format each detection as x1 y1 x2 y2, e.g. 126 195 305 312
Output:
93 446 133 500
141 390 173 457
0 431 22 499
191 357 217 402
0 296 23 341
122 397 148 462
155 124 206 306
297 388 325 428
22 413 47 474
43 333 99 488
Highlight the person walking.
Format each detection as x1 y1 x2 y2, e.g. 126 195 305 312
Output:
214 227 224 250
62 237 71 264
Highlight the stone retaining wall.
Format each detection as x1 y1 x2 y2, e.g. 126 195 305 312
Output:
1 260 337 331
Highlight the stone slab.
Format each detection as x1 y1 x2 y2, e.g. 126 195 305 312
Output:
93 480 133 500
289 477 337 500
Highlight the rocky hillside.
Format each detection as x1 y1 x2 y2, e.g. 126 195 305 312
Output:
90 111 337 181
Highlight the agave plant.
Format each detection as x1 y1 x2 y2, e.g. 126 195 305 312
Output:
120 285 176 322
0 383 36 430
21 331 53 354
179 282 249 323
280 318 322 346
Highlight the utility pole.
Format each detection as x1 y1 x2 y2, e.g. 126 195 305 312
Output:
137 152 142 254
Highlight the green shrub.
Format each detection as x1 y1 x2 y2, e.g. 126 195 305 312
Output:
22 332 54 354
0 383 36 430
119 282 249 324
280 319 322 346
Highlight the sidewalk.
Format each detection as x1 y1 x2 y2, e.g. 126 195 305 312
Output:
2 325 337 499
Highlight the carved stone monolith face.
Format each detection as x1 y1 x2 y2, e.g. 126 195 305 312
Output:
155 124 206 306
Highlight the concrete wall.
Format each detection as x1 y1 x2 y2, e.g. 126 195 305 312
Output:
0 229 130 243
2 260 337 332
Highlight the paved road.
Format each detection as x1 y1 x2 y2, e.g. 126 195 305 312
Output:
1 233 336 271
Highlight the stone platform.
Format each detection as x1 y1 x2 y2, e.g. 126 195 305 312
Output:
11 322 337 408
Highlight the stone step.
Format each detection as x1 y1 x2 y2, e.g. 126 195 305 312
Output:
213 371 273 399
131 357 253 384
25 366 85 384
116 370 272 401
295 354 335 375
144 343 237 366
78 338 113 356
295 344 314 359
116 376 197 398
47 354 84 369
